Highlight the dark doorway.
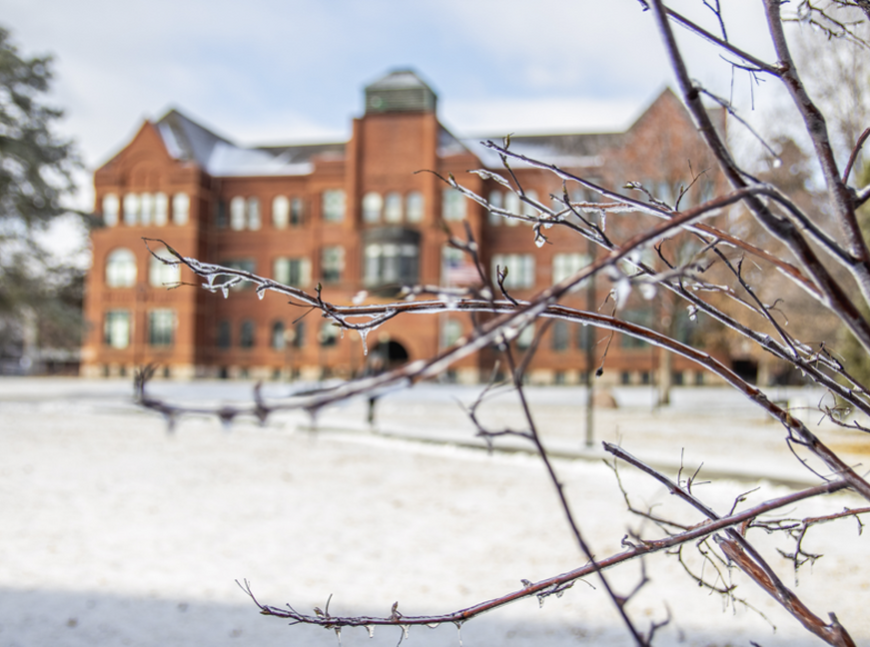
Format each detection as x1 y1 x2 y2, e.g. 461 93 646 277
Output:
369 340 409 371
731 359 758 385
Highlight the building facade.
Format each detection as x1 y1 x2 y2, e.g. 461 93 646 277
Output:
81 70 727 385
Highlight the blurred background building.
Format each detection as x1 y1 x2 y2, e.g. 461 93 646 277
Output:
81 69 728 385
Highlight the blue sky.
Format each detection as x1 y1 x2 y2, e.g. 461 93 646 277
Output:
3 0 777 214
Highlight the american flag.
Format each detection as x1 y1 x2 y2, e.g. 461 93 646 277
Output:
443 257 480 286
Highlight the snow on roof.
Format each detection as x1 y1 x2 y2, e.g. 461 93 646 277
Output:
366 69 433 91
155 108 326 177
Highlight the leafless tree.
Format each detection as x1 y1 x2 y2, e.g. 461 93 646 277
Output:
136 3 870 645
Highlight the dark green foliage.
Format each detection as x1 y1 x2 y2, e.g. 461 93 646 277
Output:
0 25 83 368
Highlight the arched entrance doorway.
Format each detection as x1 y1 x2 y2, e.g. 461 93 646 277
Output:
368 340 409 372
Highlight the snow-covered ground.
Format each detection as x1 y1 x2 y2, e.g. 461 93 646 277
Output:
1 377 869 646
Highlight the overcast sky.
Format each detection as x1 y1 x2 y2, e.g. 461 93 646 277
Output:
4 0 782 215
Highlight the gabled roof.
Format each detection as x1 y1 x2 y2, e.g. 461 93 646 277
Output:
154 108 329 177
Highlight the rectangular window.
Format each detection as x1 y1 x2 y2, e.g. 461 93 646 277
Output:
552 253 590 283
551 320 569 351
290 197 304 226
442 188 467 221
104 310 131 349
216 200 228 228
217 320 231 349
220 259 255 290
148 309 175 347
321 246 345 283
322 189 345 222
620 309 653 348
492 254 535 289
273 257 311 287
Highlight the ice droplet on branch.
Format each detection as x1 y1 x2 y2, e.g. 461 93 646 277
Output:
365 625 375 639
359 329 369 356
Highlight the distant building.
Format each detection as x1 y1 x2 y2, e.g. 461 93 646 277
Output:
81 69 726 385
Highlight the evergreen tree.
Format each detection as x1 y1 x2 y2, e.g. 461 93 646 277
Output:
0 25 83 371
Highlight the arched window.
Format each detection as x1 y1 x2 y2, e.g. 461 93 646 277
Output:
488 191 503 226
154 193 168 226
384 192 402 223
271 321 285 350
172 193 190 225
239 320 255 348
123 194 140 226
322 189 346 222
362 192 382 223
140 193 154 226
247 197 261 230
272 196 290 229
230 197 246 230
102 194 119 227
149 247 181 287
106 248 137 288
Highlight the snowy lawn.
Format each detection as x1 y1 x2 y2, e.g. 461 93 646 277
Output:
0 378 868 646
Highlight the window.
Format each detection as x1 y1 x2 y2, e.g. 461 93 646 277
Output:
172 193 190 225
123 193 140 226
319 322 338 347
384 192 402 223
441 246 477 286
293 321 306 348
149 248 181 287
104 310 131 349
504 192 520 226
271 320 285 350
216 321 231 349
154 193 169 226
362 192 382 223
239 320 255 348
246 197 261 230
272 196 290 229
140 193 154 226
290 197 304 226
553 253 590 283
488 190 503 226
620 309 653 348
523 189 539 218
442 188 466 221
215 200 228 228
321 246 345 283
441 319 463 349
577 324 595 351
517 323 535 350
551 320 569 351
102 194 119 226
106 248 137 288
221 259 255 291
406 191 423 223
363 242 419 286
492 253 535 289
273 257 311 287
149 309 175 347
230 196 246 230
322 189 345 222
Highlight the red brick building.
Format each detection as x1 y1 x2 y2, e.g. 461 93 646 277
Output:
81 70 725 384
